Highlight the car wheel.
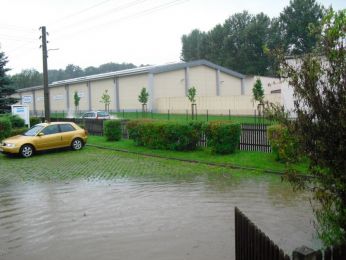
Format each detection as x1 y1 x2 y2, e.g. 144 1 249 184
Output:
71 138 83 150
20 144 34 158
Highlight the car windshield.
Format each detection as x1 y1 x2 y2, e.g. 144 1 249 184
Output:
24 125 45 136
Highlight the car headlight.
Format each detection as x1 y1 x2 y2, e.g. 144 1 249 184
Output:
5 143 16 148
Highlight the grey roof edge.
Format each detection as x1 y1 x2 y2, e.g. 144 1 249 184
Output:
149 59 246 79
16 60 245 93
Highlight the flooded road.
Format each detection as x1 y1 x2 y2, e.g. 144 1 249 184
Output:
0 148 319 260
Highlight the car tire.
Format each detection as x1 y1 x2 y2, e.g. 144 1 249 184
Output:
71 138 83 151
20 144 34 158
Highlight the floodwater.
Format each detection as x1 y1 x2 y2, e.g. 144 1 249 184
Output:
0 170 319 260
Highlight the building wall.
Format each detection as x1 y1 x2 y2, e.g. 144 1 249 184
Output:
35 89 44 111
153 69 185 99
118 74 148 110
49 86 66 111
69 82 89 111
189 66 217 96
219 72 242 96
90 78 115 111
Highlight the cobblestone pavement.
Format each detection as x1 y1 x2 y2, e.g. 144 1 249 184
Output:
0 146 243 184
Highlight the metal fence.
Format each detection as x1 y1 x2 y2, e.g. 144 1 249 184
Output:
240 124 271 152
235 207 346 260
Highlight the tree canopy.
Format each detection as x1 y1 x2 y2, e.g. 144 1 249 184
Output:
181 0 324 76
278 8 346 245
10 62 137 89
0 51 17 113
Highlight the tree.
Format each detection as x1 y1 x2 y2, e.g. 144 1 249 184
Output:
187 86 197 119
10 69 42 89
100 89 111 112
181 29 207 61
138 87 149 113
279 9 346 245
74 91 80 114
279 0 324 54
0 51 17 113
252 78 265 115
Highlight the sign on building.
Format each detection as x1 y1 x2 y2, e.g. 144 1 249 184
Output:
11 105 30 127
22 95 33 104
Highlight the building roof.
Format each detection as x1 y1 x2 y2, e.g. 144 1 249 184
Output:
16 60 245 92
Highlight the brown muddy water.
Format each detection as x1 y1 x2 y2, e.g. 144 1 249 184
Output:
0 170 319 260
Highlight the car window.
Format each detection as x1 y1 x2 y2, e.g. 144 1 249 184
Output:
59 124 75 132
83 112 94 118
41 125 60 135
24 125 45 136
97 112 109 117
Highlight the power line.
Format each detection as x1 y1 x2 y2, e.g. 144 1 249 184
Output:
48 0 114 28
52 0 189 40
51 0 149 35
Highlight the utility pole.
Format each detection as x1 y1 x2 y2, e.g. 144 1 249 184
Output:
40 26 50 122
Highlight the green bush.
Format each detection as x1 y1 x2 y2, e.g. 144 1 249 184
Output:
104 120 122 141
127 119 205 151
205 121 241 154
7 115 25 128
30 117 41 126
11 127 28 136
267 124 299 162
0 117 11 141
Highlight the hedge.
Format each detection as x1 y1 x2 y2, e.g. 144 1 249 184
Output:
127 119 205 151
0 117 11 141
30 117 41 126
267 124 299 162
205 121 241 154
10 127 28 136
103 120 122 141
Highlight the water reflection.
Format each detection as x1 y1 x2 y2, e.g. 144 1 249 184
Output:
0 171 319 260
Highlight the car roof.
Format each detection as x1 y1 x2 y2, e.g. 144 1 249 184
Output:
36 122 75 127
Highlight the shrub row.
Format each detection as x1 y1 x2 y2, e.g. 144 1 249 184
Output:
103 120 122 141
126 119 241 153
205 121 241 154
267 124 299 162
0 117 11 141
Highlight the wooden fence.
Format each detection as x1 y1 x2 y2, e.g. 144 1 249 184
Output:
235 207 290 260
235 207 346 260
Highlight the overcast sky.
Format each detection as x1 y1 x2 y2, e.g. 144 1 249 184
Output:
1 0 345 74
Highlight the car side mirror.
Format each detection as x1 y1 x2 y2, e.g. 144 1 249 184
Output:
38 132 44 136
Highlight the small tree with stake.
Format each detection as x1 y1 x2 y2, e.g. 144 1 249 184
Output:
138 87 149 115
187 86 197 120
100 89 111 112
252 78 265 116
74 91 80 115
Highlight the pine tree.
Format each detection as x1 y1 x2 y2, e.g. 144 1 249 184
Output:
0 51 17 113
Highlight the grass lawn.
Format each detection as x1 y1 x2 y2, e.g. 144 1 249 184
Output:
87 136 308 174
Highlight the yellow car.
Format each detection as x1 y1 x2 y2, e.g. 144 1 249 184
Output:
0 122 88 158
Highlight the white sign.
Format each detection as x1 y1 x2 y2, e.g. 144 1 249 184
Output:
22 95 33 104
78 92 84 98
53 95 64 100
11 105 30 127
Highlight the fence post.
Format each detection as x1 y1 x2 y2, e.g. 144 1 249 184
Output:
229 109 231 120
168 109 170 120
206 109 208 122
292 246 317 260
186 109 188 121
151 109 153 119
122 109 125 119
136 109 138 118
